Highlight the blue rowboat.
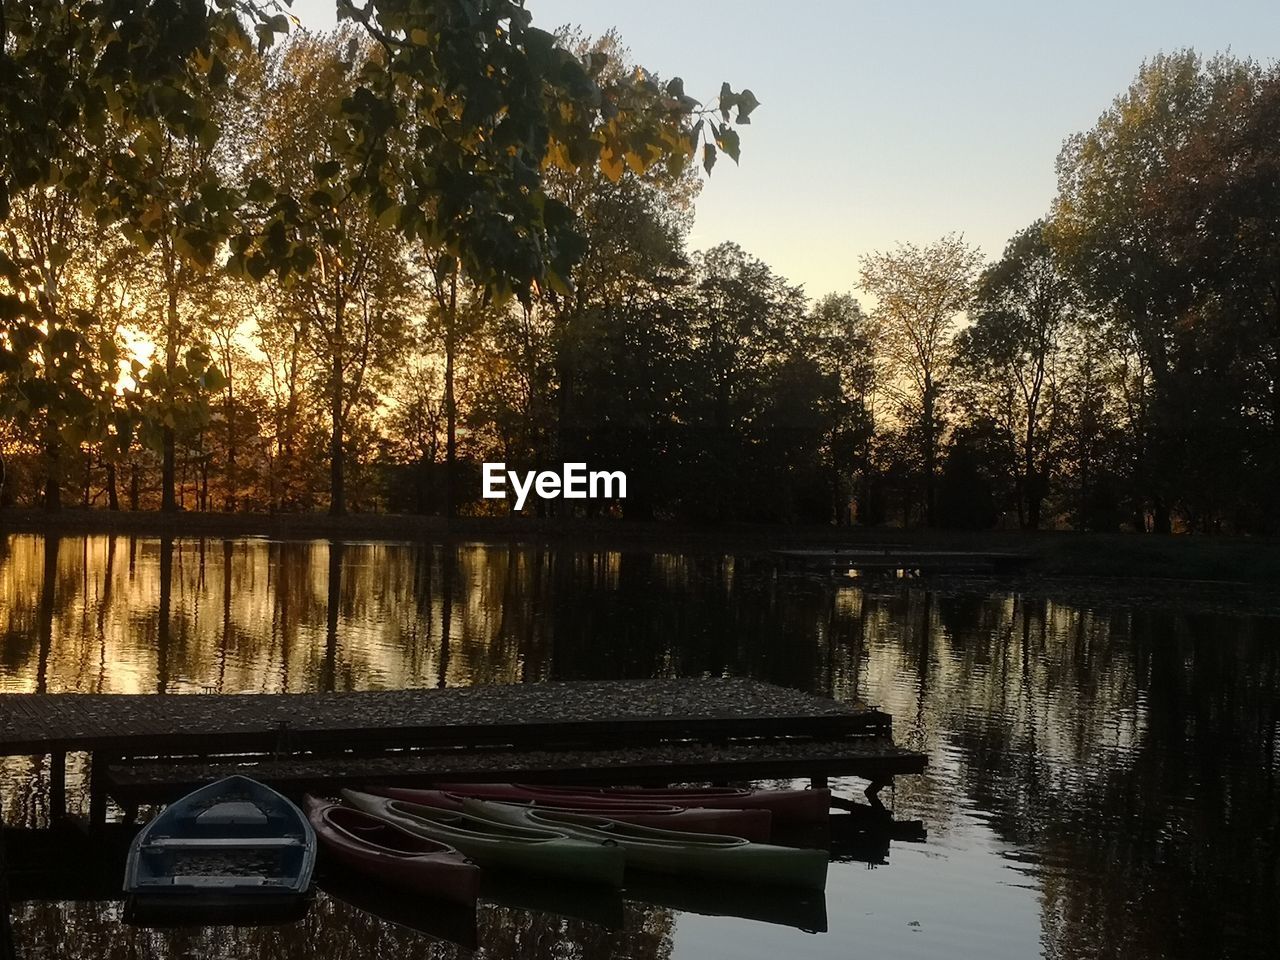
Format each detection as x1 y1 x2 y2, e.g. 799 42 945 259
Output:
124 776 317 916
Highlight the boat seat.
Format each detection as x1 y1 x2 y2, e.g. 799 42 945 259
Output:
195 801 269 826
138 875 275 888
143 836 305 850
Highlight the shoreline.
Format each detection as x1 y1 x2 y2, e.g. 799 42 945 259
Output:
4 508 1280 589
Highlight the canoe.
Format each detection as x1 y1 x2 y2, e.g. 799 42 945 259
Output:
124 775 316 912
462 798 829 891
340 790 625 887
303 796 480 907
437 782 831 824
367 786 773 842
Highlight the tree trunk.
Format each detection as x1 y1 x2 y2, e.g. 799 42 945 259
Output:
106 462 119 511
225 377 237 512
1152 497 1172 534
1022 446 1037 530
200 451 209 512
43 430 61 512
161 282 179 513
554 318 574 518
443 271 458 520
922 382 937 527
329 297 346 517
129 463 140 511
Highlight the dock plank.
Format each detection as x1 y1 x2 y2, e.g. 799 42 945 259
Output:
0 678 888 757
105 735 928 801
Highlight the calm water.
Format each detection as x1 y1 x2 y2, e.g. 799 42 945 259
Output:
1 533 1278 959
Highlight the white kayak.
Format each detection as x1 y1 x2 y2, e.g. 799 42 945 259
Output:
461 797 829 891
340 790 625 887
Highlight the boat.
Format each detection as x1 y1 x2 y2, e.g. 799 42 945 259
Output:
303 796 480 907
461 798 829 890
340 790 625 887
436 782 831 824
123 775 316 916
366 785 773 842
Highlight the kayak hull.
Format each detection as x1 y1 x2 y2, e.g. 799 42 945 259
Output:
370 786 772 842
463 798 829 891
438 782 831 824
304 797 480 907
341 790 625 887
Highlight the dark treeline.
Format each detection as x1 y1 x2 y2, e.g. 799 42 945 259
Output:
3 27 1278 532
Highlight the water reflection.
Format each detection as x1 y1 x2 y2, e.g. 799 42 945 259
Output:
1 534 1278 959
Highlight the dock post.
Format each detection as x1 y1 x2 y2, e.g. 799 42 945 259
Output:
1 800 16 960
810 775 829 790
49 752 66 821
88 753 110 831
865 776 890 811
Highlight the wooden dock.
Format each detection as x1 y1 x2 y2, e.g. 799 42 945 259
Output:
773 547 1031 575
0 678 926 825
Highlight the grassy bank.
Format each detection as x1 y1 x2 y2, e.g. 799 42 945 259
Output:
4 507 1280 586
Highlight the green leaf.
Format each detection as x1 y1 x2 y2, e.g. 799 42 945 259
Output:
703 142 717 175
247 177 274 203
715 127 741 164
735 89 761 124
313 159 342 182
719 82 737 122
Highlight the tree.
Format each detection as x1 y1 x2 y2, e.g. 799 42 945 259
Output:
683 243 805 520
859 235 983 526
808 293 878 523
4 3 755 515
1052 50 1261 532
958 222 1075 529
244 29 412 516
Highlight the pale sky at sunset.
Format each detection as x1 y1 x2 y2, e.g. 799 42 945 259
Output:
290 0 1280 299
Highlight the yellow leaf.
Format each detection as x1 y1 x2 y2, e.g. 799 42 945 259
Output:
411 28 429 44
545 140 574 173
599 147 624 183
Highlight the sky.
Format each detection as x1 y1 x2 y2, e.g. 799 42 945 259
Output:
289 0 1280 300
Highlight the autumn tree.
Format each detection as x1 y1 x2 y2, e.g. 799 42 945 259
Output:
0 190 127 510
808 293 879 523
1052 51 1261 531
859 235 983 526
242 28 412 516
5 2 753 515
958 222 1075 529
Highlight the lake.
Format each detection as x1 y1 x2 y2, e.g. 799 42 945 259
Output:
1 533 1277 959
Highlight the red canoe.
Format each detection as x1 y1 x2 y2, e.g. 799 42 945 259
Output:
367 786 772 842
303 796 480 907
435 783 831 825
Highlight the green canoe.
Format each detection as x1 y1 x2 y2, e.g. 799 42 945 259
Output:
461 798 829 891
340 790 625 887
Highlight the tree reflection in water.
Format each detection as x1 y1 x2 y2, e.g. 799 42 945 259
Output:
10 897 674 960
0 534 1277 959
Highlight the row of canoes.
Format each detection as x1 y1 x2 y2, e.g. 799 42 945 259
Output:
124 777 832 918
